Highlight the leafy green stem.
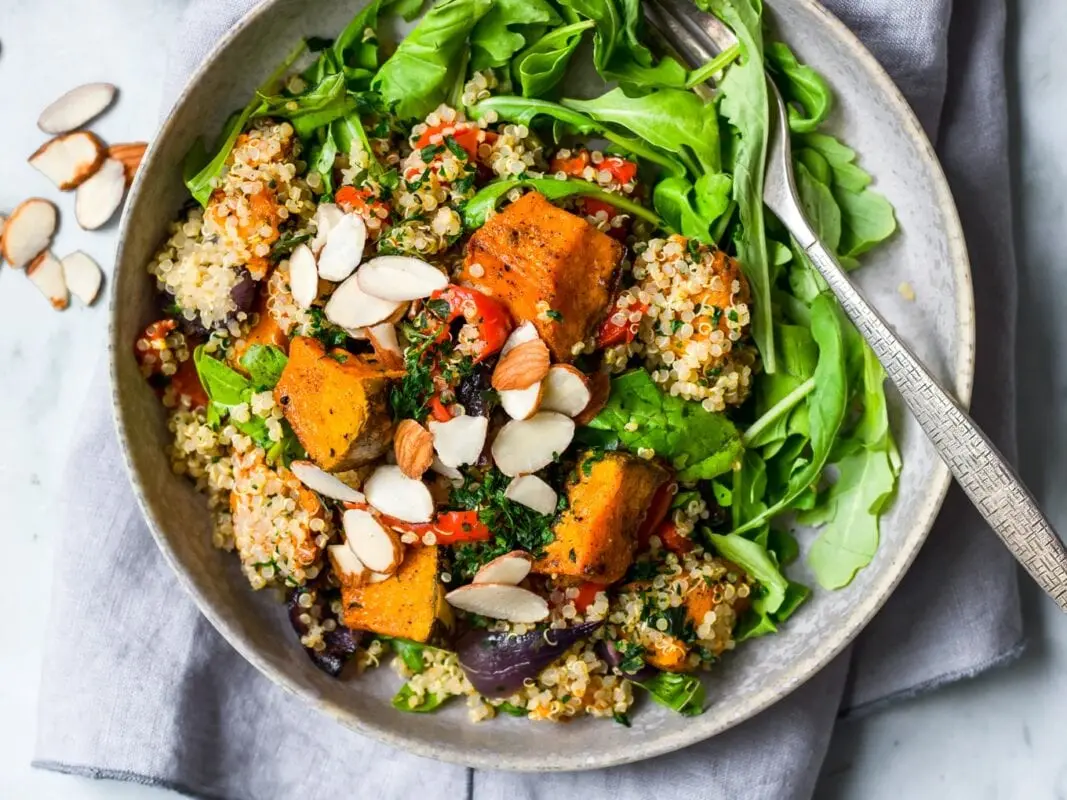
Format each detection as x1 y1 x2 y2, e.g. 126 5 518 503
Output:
685 44 742 89
742 377 815 446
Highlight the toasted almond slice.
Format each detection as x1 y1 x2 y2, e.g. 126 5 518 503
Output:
288 243 318 309
27 252 69 310
501 321 539 356
2 199 57 268
108 142 148 186
29 131 106 190
342 508 403 574
75 158 126 230
541 365 593 417
324 271 403 329
363 465 434 523
394 419 434 479
431 456 464 484
428 415 489 468
492 338 550 391
366 570 394 584
367 322 403 368
473 551 534 585
328 543 367 583
318 213 366 281
504 475 558 515
499 381 543 421
291 460 366 503
310 203 345 255
491 412 575 477
445 583 549 623
357 255 448 302
38 83 117 134
60 251 103 305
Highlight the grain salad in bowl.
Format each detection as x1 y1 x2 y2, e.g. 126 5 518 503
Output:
135 0 903 725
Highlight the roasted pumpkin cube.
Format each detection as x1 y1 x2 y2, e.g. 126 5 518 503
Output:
639 578 746 672
533 452 670 584
274 336 396 472
339 545 452 642
457 191 622 361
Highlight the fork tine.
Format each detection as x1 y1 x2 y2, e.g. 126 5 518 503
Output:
643 0 739 58
643 1 717 67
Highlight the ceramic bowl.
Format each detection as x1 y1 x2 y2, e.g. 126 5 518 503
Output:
110 0 973 771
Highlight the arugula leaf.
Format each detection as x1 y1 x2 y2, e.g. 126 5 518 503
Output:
391 683 450 713
766 42 832 134
633 671 705 716
239 344 288 391
194 345 251 407
389 637 430 673
496 701 528 717
586 370 743 481
470 0 561 71
462 177 663 229
653 173 733 243
512 20 593 97
372 0 494 120
707 533 788 614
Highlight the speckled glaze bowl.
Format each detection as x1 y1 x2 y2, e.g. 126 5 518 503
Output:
110 0 973 771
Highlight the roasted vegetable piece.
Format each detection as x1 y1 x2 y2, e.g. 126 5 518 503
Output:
533 452 671 584
274 336 399 472
230 280 289 375
340 544 453 643
286 590 363 677
639 580 746 673
457 191 623 362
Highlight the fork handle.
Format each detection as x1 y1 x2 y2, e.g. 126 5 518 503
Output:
805 240 1067 610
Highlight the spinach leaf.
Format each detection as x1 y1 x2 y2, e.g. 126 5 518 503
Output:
766 42 832 134
372 0 494 120
586 369 744 481
462 177 663 229
512 20 593 97
193 345 252 407
239 344 289 391
707 533 789 614
391 683 450 713
389 637 430 673
470 0 561 71
633 671 705 716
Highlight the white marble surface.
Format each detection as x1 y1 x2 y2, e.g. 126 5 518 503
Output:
1 0 1065 798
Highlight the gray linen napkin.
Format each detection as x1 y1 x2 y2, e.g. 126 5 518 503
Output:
34 0 1024 797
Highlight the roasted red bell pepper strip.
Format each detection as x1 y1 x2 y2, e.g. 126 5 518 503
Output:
654 521 695 555
416 123 482 161
597 298 647 348
428 394 454 422
433 510 492 544
430 285 512 363
636 480 676 550
572 581 604 614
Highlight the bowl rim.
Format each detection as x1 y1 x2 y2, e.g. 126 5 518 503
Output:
110 0 976 772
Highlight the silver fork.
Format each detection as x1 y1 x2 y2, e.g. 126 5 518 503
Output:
645 0 1067 610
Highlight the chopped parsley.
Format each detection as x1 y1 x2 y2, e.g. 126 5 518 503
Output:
545 309 563 322
304 307 349 349
443 135 469 161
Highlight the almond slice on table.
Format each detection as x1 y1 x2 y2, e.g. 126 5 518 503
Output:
310 203 345 255
328 543 367 583
27 252 69 310
288 243 318 309
363 464 435 523
491 412 575 477
342 508 404 574
500 321 539 356
445 583 549 623
394 419 434 479
60 251 103 305
29 131 106 190
504 474 558 515
428 415 489 468
324 271 403 329
367 322 403 368
109 142 148 186
540 365 593 417
38 82 117 134
473 551 534 585
2 199 57 268
291 460 366 504
499 381 544 421
574 369 611 426
75 158 126 230
317 213 367 281
492 337 550 391
356 255 448 302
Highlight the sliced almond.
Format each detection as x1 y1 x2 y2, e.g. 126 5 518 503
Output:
318 213 367 281
501 321 539 356
324 271 403 329
290 460 366 503
504 474 558 515
342 508 403 574
541 365 593 418
60 251 103 305
356 255 448 302
492 338 550 391
366 570 394 584
75 158 126 230
367 322 403 368
473 551 534 585
394 419 434 479
328 543 367 583
38 82 117 134
2 199 57 268
431 456 464 484
288 243 318 309
445 583 549 623
310 203 345 255
363 465 434 523
491 412 575 477
27 252 69 310
574 369 612 426
29 131 106 190
108 142 148 186
428 415 489 468
499 381 544 421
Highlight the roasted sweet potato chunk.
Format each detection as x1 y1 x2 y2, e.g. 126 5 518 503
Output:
533 452 670 584
340 545 452 642
274 337 396 472
457 192 623 361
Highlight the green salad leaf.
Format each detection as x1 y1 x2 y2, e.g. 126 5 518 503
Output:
470 0 561 70
239 344 289 391
766 42 832 133
633 671 705 716
392 684 450 713
512 20 593 97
